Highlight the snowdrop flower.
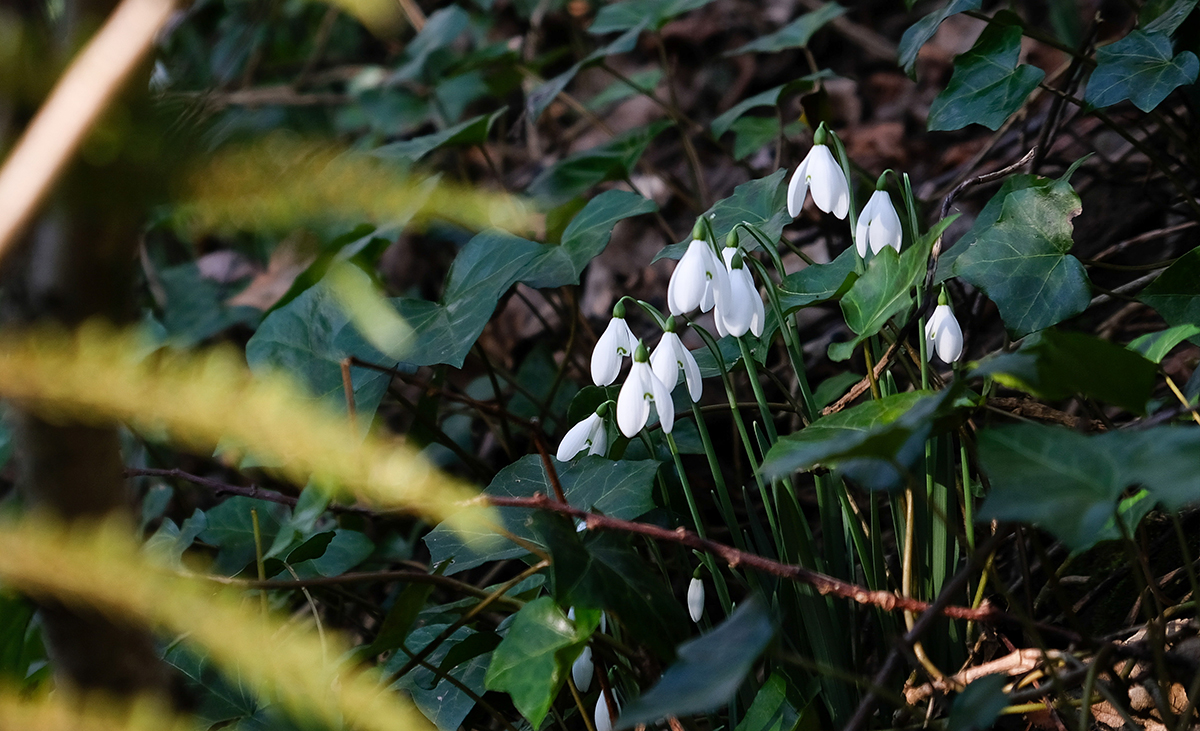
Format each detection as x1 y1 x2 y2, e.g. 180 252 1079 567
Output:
572 646 594 693
925 293 963 363
687 576 705 623
594 694 615 731
714 248 764 338
855 174 903 257
650 318 703 402
617 341 674 437
787 123 849 220
556 404 609 461
591 301 635 386
668 221 729 316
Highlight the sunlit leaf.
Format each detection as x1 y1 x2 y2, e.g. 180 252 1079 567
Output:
951 176 1089 336
615 597 775 728
928 22 1044 131
733 673 803 731
1085 30 1199 112
1127 323 1200 363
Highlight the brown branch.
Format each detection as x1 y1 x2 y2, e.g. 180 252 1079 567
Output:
124 467 374 515
484 493 1001 622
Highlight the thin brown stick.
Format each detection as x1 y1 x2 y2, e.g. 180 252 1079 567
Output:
124 467 374 515
0 0 176 258
484 493 1000 622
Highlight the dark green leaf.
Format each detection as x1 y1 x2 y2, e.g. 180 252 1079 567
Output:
360 580 437 657
729 116 779 159
392 6 471 82
972 329 1157 414
734 673 801 731
534 514 689 659
1104 426 1200 510
1127 323 1200 363
615 597 775 728
586 69 664 111
519 190 658 288
424 455 660 574
1141 0 1198 34
145 509 207 565
977 423 1125 551
396 624 496 731
951 176 1089 336
898 0 983 78
527 25 644 122
690 313 778 378
372 108 506 163
485 597 592 727
165 645 259 727
654 169 791 262
811 371 862 412
288 529 374 578
947 674 1008 731
1139 246 1200 332
246 269 396 422
827 235 929 362
762 389 968 491
527 122 671 206
1085 30 1199 112
726 4 846 55
928 23 1045 131
778 246 859 312
588 0 716 34
157 261 262 347
199 497 286 575
0 593 44 689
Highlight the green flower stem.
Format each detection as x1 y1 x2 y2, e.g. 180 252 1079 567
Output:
690 402 747 552
689 321 784 553
960 431 974 551
665 431 733 614
737 337 778 445
828 129 861 267
745 256 815 423
862 339 882 400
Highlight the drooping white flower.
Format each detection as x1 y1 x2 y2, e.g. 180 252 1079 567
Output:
687 576 705 623
572 645 594 693
855 187 903 257
617 341 675 437
925 303 964 363
713 248 765 338
668 230 729 316
556 409 608 461
650 320 703 403
787 124 849 220
594 694 615 731
591 303 635 386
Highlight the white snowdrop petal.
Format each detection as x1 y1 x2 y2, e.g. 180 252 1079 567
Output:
650 367 675 434
591 319 628 386
587 419 608 457
806 146 841 215
787 156 811 218
854 213 871 258
556 414 600 461
681 346 703 402
594 696 614 731
616 364 651 437
669 240 713 315
572 646 594 693
750 289 765 338
687 577 705 623
721 268 756 337
650 340 680 393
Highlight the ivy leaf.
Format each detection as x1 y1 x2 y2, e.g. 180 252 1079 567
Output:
898 0 983 78
1139 246 1200 332
952 177 1090 336
424 455 660 574
392 625 497 731
588 0 716 34
710 72 834 138
528 122 671 206
733 674 804 731
1085 30 1199 112
1140 0 1198 34
1104 427 1200 511
519 190 658 288
778 246 859 311
654 169 790 262
972 329 1158 414
947 675 1008 731
199 497 287 575
725 4 846 55
928 23 1045 131
1127 323 1200 363
485 598 594 727
372 108 507 163
527 25 644 123
977 423 1125 551
615 597 776 729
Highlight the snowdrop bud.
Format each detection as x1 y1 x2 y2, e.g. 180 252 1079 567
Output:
925 302 964 363
556 410 608 461
617 341 675 437
595 694 615 731
591 305 635 386
787 123 849 220
854 185 903 258
572 646 594 693
687 576 705 623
